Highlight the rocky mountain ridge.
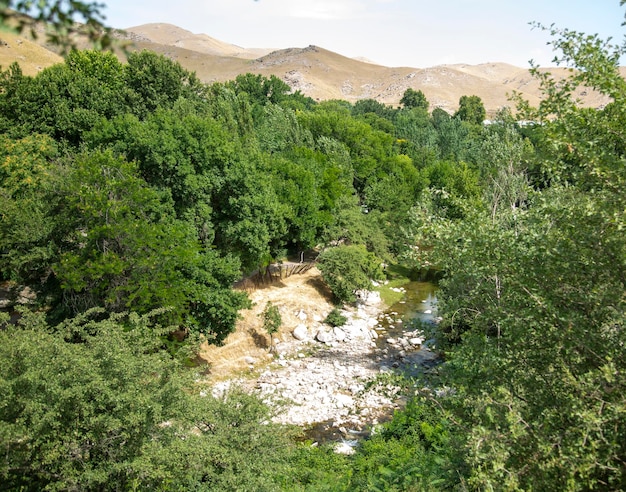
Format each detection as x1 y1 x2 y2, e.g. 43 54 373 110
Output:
0 21 620 113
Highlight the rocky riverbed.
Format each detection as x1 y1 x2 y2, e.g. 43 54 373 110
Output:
211 288 440 451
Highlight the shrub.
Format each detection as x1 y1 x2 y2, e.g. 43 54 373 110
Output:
324 308 347 327
317 244 384 303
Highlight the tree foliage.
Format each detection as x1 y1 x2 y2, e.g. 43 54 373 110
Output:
399 18 626 490
318 244 384 303
454 94 486 125
399 87 429 111
4 15 625 487
0 310 296 490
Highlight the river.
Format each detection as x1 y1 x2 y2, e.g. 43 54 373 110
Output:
301 280 439 445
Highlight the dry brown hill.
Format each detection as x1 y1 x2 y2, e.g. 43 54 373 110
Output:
0 31 62 76
1 21 618 114
123 23 273 59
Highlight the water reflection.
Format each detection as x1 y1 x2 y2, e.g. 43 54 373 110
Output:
376 281 438 343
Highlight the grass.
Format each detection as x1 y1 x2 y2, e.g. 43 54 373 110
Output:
376 263 413 307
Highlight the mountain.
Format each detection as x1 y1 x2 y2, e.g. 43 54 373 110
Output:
0 21 617 114
122 23 273 59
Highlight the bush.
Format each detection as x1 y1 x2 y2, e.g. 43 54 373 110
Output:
317 244 384 303
324 308 347 327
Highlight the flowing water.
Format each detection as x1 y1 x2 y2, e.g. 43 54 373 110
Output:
302 280 439 445
376 280 439 345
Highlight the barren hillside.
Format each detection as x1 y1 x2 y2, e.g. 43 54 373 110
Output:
123 23 273 59
0 31 62 76
1 21 619 114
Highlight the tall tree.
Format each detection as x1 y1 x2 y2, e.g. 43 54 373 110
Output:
124 50 205 119
400 88 429 111
454 94 486 125
405 20 626 490
0 50 128 144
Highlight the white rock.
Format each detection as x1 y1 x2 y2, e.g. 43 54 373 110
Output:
244 356 256 365
335 394 353 408
333 327 347 342
356 290 382 306
409 337 424 346
296 309 308 321
334 441 357 455
316 329 334 343
292 324 309 341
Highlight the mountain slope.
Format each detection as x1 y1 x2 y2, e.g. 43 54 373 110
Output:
0 21 616 114
108 24 619 113
0 31 63 75
123 23 273 59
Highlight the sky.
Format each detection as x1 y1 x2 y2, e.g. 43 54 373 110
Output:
101 0 626 68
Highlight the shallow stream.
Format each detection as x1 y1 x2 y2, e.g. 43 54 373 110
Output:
302 280 439 445
376 280 438 345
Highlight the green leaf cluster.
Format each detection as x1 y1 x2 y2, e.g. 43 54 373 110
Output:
396 18 626 490
0 311 297 490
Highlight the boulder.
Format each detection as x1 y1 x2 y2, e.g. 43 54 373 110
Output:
409 337 424 346
355 290 382 306
332 327 347 342
316 329 334 343
292 324 309 341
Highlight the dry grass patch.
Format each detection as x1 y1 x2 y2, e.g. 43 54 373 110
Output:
0 31 62 75
198 267 335 380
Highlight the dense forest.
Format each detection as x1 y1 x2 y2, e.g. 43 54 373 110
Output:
0 9 625 490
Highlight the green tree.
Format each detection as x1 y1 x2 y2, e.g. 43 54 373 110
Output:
0 50 129 144
454 94 486 125
352 98 396 121
393 106 438 167
0 310 295 490
411 19 626 490
267 154 323 252
86 107 236 241
229 73 291 107
399 88 429 111
434 114 473 161
255 103 312 153
124 50 205 119
318 244 384 303
0 134 59 294
1 146 248 340
298 102 396 195
260 301 282 352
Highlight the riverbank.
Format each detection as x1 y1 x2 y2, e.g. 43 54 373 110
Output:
200 268 439 449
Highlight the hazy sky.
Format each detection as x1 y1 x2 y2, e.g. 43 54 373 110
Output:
102 0 625 68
